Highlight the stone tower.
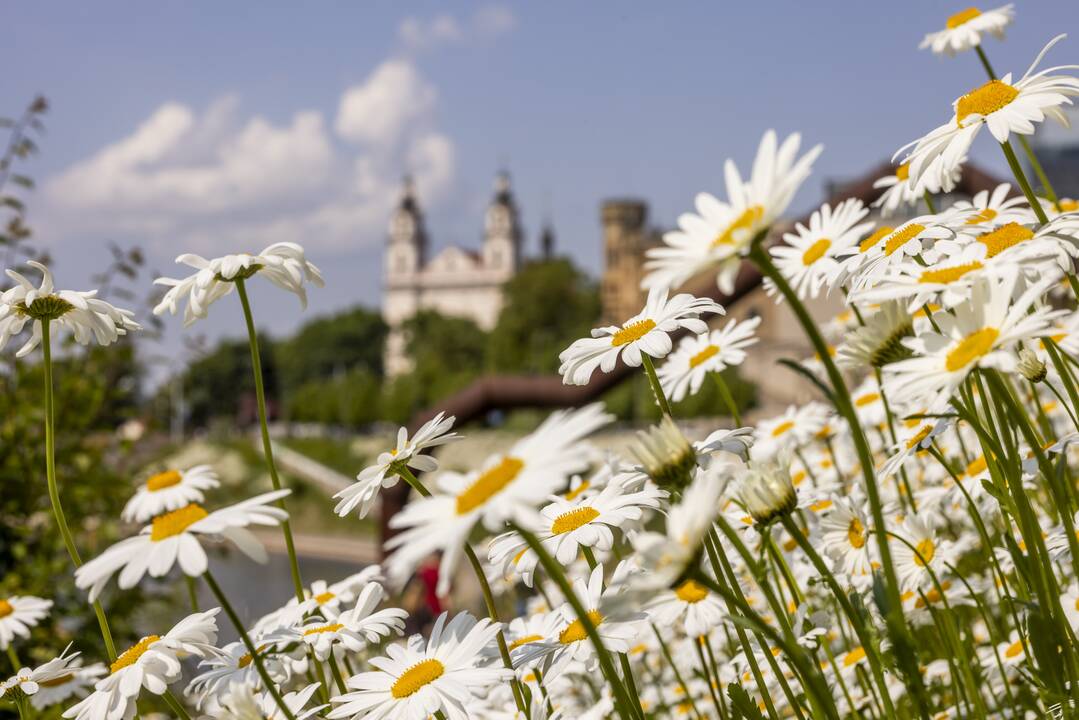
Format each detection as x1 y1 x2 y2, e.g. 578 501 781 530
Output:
482 171 522 273
600 199 659 324
385 176 428 280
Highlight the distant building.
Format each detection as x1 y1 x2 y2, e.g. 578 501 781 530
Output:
382 173 527 376
599 199 662 325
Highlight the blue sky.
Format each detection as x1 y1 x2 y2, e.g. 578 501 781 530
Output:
5 2 1078 360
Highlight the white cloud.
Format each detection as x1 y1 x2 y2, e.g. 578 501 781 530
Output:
42 58 455 259
335 60 437 146
398 4 516 52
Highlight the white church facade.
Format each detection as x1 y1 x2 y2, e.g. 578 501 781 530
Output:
382 173 530 376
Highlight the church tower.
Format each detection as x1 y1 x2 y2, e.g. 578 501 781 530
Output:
482 171 522 273
386 176 428 280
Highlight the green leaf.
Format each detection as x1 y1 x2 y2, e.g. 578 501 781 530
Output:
727 683 766 720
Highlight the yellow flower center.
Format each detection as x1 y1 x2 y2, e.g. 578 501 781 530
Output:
906 425 933 450
111 636 161 674
315 592 335 605
848 518 866 549
843 647 866 667
559 609 604 644
859 226 894 253
509 634 544 651
150 503 209 541
238 644 269 668
914 581 952 608
611 319 656 347
390 658 445 698
945 327 1000 372
771 420 795 438
913 538 936 567
564 481 591 501
1004 640 1024 659
977 222 1034 258
712 205 764 248
791 470 807 486
146 470 183 492
946 7 981 28
965 207 998 224
0 600 11 619
895 163 910 181
1058 199 1079 212
674 579 709 604
855 392 880 407
551 506 600 535
802 238 831 266
689 344 720 369
810 499 833 512
456 457 524 515
965 455 988 476
919 262 983 284
957 79 1019 124
884 224 925 256
303 623 344 636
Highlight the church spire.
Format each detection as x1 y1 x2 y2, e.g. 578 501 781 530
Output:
386 175 428 276
483 170 522 272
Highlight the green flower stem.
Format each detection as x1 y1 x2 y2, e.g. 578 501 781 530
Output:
640 354 673 417
747 240 931 719
923 191 937 214
40 322 118 662
702 636 732 718
975 44 1061 207
693 636 726 719
184 575 200 612
234 278 305 604
162 690 194 720
328 654 349 694
204 568 297 720
651 624 703 720
617 652 646 720
779 515 897 718
395 466 530 717
511 523 637 720
999 140 1050 225
713 371 742 425
5 646 19 672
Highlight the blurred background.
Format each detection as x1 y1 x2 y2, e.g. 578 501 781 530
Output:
3 2 1079 705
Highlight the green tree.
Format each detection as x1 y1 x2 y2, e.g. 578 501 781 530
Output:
182 335 279 426
487 259 601 373
276 306 386 389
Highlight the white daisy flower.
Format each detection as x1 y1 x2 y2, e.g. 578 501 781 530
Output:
297 583 408 661
512 565 647 680
644 577 727 638
558 287 723 386
818 498 876 583
695 426 756 464
841 216 956 292
892 516 950 592
0 595 51 650
884 272 1064 408
488 481 665 586
835 300 916 371
850 243 997 311
2 645 81 703
944 182 1033 228
326 612 511 720
752 403 831 459
28 658 105 711
214 681 327 720
920 5 1014 56
122 465 220 523
283 566 386 624
631 467 725 590
766 198 874 301
75 490 291 601
385 403 612 594
900 35 1079 195
153 242 324 326
334 412 461 519
63 609 220 720
0 261 139 357
872 162 965 217
658 316 760 402
643 130 823 294
187 639 291 708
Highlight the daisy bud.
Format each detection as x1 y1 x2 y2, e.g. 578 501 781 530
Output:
1017 348 1046 383
738 457 797 526
630 416 696 491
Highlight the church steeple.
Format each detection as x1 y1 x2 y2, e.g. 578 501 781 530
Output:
483 170 522 272
386 176 428 278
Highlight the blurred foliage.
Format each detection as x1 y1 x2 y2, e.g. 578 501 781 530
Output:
277 306 386 389
0 96 49 278
181 336 278 427
0 344 159 666
487 259 602 373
